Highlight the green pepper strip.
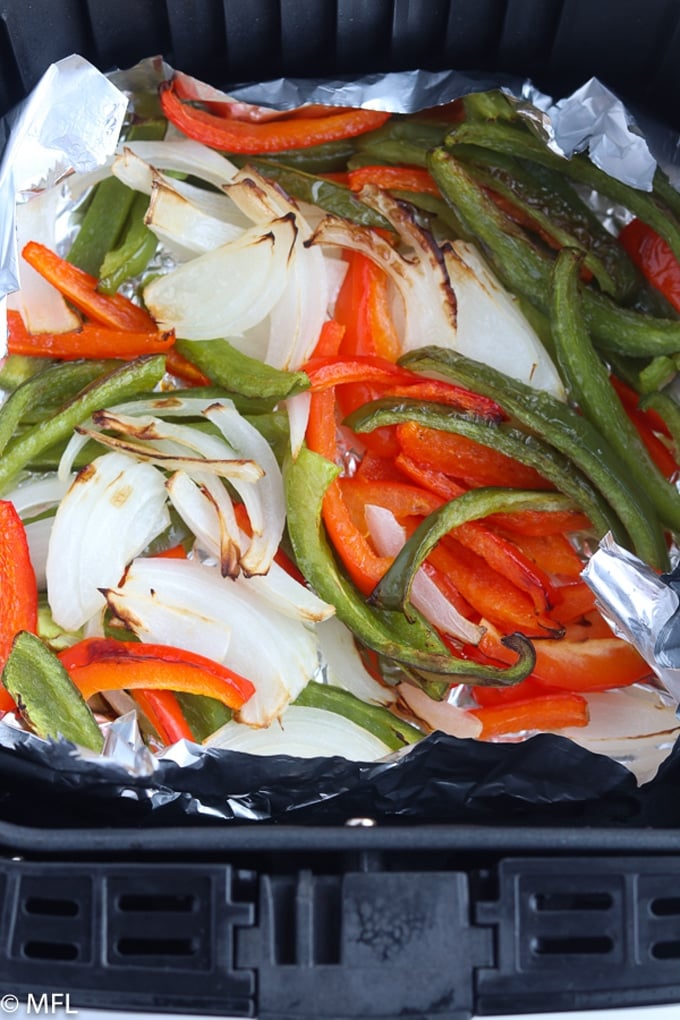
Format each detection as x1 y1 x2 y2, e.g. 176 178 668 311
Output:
639 391 680 456
428 148 680 358
345 398 614 540
98 191 158 295
353 117 449 168
174 692 232 743
2 631 103 752
67 177 135 277
0 359 118 459
174 338 310 403
448 143 641 305
446 120 680 267
284 446 536 690
400 347 668 570
240 138 358 174
0 355 166 495
294 681 422 751
370 486 573 614
450 151 620 298
551 248 680 536
241 159 392 231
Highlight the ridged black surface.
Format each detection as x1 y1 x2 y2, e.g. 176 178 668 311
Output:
2 0 680 124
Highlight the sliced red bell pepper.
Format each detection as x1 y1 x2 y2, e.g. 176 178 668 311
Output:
427 534 562 637
309 319 346 359
165 346 212 386
304 354 419 390
472 677 550 707
133 688 195 745
347 165 441 197
548 580 596 626
499 530 584 579
531 636 651 692
355 450 411 483
619 217 680 312
306 387 391 594
396 420 553 490
334 251 401 361
7 310 174 361
22 241 158 332
160 78 392 153
470 690 589 739
609 374 678 478
57 638 255 709
0 501 38 671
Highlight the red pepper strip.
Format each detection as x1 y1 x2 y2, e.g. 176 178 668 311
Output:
21 241 158 333
334 251 401 361
472 677 550 707
609 374 678 478
347 164 441 197
340 476 557 613
499 530 584 579
165 346 211 386
355 451 410 483
396 420 553 490
309 319 346 359
531 636 651 693
610 374 670 437
470 691 588 739
159 79 392 153
619 217 680 312
7 310 174 361
153 544 188 560
425 531 563 637
132 688 195 745
0 501 38 671
58 638 255 709
383 380 505 420
307 387 390 594
562 611 616 642
549 581 596 626
395 452 592 535
304 354 420 390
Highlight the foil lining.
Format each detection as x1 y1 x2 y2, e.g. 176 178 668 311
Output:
1 55 680 819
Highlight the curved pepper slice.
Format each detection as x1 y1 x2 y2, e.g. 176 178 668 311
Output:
133 688 195 745
619 217 680 313
160 79 391 153
58 638 255 711
22 241 157 333
7 311 174 361
0 501 38 670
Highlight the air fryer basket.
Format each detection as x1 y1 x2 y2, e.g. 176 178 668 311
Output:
2 2 680 1017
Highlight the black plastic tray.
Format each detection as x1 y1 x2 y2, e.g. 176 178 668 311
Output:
2 1 680 1016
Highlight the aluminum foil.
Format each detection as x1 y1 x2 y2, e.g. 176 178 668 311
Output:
2 54 680 821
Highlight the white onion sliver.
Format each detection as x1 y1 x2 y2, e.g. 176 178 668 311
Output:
115 139 239 191
107 557 319 727
316 615 395 706
444 241 565 399
146 181 244 255
398 683 483 739
6 474 72 517
46 451 171 631
285 390 311 459
143 216 296 340
24 517 52 590
206 705 391 760
364 504 484 645
205 402 286 575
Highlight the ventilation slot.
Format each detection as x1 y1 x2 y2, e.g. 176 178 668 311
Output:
652 940 680 960
24 897 79 917
116 937 197 958
23 941 79 961
533 892 613 912
532 936 614 956
651 897 680 917
117 894 195 913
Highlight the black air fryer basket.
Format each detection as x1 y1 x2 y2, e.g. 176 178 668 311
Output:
2 2 680 1017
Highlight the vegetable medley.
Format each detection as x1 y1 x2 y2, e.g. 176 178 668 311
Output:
1 79 679 760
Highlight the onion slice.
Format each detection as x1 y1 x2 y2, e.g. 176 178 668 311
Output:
143 214 297 340
46 451 171 631
206 705 392 760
